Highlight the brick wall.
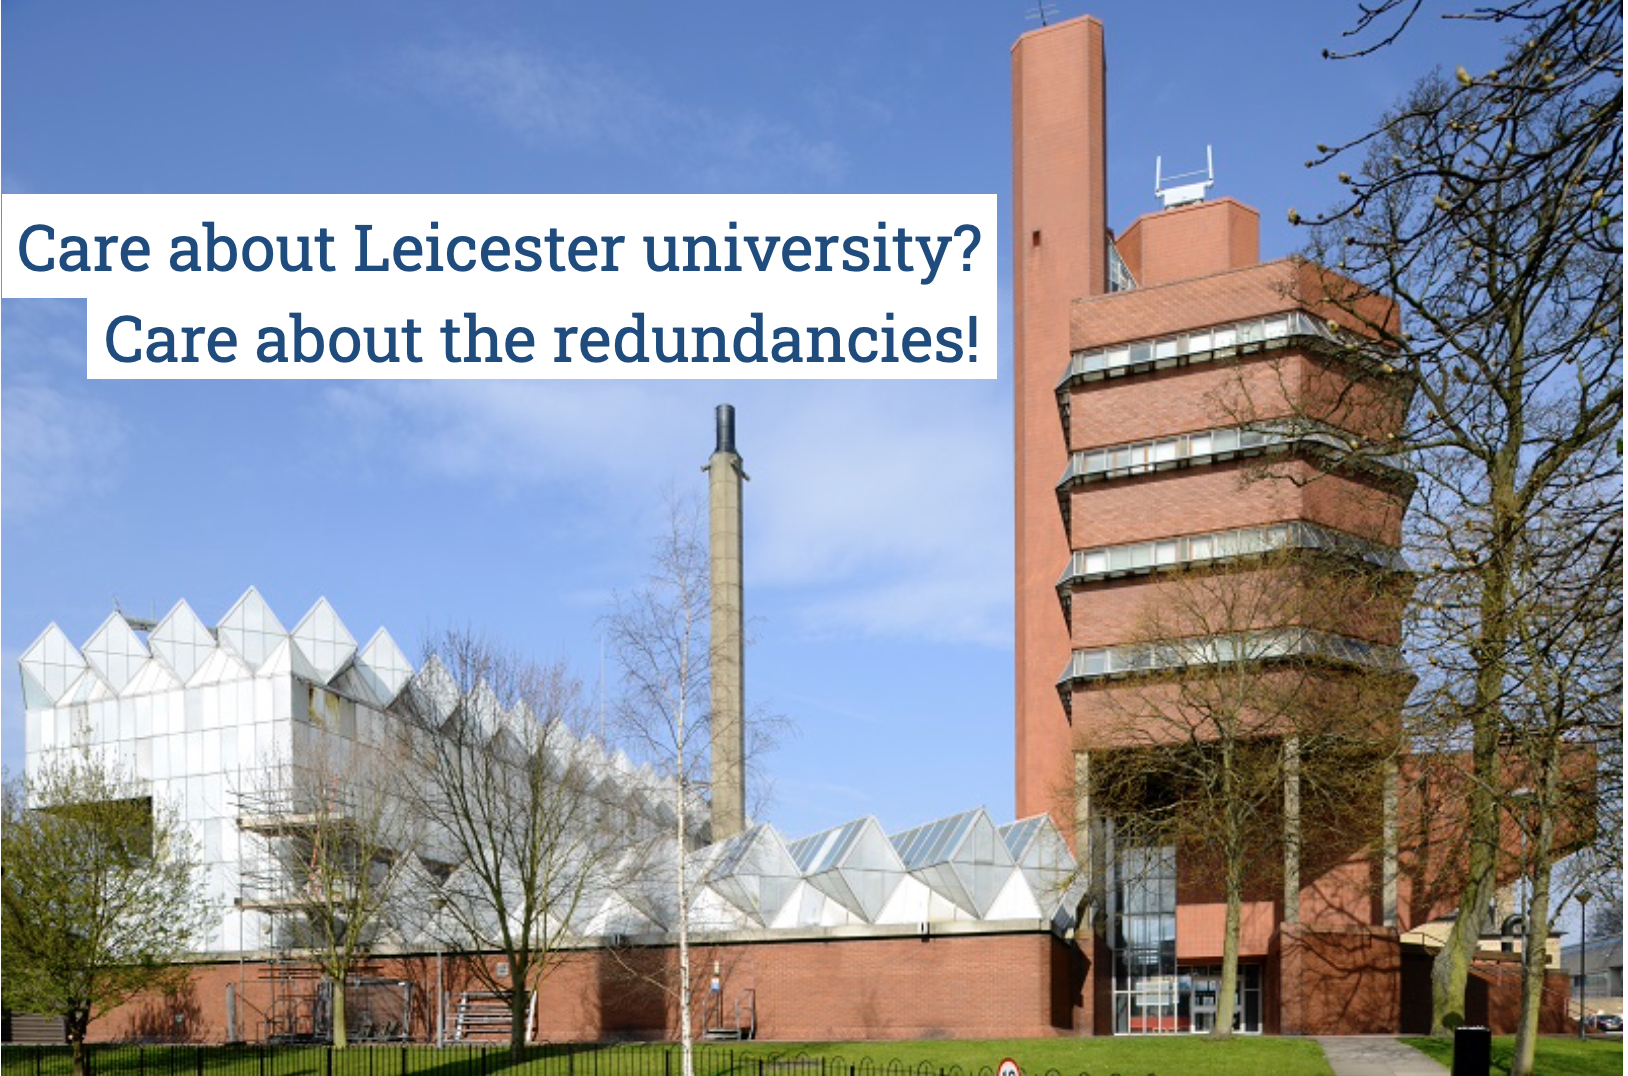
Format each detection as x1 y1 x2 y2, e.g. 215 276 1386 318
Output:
88 931 1085 1045
1113 199 1259 288
1067 459 1404 550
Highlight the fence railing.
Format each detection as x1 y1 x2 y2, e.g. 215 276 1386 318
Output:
0 1046 1152 1076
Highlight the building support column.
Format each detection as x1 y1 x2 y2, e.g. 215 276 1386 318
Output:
1283 736 1301 925
1382 757 1399 928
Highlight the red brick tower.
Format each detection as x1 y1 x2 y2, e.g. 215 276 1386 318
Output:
1011 15 1109 826
1013 18 1418 1035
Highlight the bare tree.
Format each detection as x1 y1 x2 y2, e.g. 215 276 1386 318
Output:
1083 549 1406 1038
2 750 209 1076
1284 0 1622 1041
393 633 620 1058
236 735 419 1048
602 500 714 1076
1502 524 1621 1072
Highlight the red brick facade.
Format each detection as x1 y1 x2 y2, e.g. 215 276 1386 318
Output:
80 934 1569 1043
86 931 1082 1044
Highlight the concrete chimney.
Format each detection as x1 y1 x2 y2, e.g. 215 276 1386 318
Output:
707 404 746 841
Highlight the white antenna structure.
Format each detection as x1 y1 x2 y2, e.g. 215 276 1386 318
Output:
1155 145 1215 209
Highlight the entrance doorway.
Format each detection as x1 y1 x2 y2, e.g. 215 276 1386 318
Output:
1180 964 1262 1035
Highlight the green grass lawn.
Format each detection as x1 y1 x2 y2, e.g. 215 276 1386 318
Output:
1402 1035 1624 1076
1 1038 1335 1076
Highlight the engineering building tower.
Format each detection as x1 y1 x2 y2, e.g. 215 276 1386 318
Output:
1013 16 1422 1035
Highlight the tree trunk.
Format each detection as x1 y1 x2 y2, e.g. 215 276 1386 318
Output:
1431 771 1499 1033
1511 761 1559 1076
678 794 693 1076
1432 471 1518 1035
1213 803 1242 1041
68 1016 89 1076
509 976 529 1060
1214 880 1242 1040
331 977 348 1049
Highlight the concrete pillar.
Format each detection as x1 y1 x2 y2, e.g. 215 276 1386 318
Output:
707 404 746 842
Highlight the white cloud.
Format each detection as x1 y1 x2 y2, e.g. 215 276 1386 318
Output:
390 41 844 189
316 380 1012 648
2 300 129 520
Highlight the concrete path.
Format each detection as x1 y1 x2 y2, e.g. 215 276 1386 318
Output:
1316 1037 1449 1076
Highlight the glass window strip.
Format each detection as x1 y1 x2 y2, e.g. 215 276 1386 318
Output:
1057 522 1407 587
1060 310 1366 389
1108 242 1137 293
1058 420 1365 488
1058 628 1406 685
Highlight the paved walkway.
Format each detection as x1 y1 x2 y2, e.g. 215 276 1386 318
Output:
1316 1037 1449 1076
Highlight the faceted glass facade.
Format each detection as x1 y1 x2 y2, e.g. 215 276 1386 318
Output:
22 592 1085 958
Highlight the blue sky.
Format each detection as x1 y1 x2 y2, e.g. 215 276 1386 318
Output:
2 1 1516 839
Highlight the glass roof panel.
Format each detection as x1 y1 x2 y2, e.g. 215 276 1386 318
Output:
82 613 150 694
149 600 216 684
217 587 287 670
789 818 866 874
999 816 1045 858
291 598 357 685
20 623 87 708
356 628 414 705
892 810 982 869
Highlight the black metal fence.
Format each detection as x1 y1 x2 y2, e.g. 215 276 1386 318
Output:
0 1047 1151 1076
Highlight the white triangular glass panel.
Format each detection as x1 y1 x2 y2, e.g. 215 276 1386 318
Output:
122 658 183 697
1004 815 1083 923
290 598 356 685
20 666 54 710
259 637 320 682
785 883 827 928
405 657 459 726
917 861 978 916
706 824 801 926
804 855 866 920
690 887 751 932
875 874 933 924
466 680 502 741
187 646 253 688
830 818 906 921
985 869 1043 921
216 588 287 670
82 613 150 694
354 629 414 706
60 667 116 704
148 601 216 683
19 624 87 707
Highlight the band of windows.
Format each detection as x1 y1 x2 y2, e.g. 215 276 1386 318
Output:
1057 421 1372 490
1057 521 1406 589
1057 310 1359 391
1057 627 1407 686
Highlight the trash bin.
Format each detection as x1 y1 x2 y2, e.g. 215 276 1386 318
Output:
1452 1025 1492 1076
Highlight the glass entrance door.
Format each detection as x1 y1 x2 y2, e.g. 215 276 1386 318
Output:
1178 964 1262 1035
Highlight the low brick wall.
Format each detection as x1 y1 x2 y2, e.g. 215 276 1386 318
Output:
88 928 1080 1044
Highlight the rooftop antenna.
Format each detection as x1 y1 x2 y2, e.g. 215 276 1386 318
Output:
1154 145 1215 209
1025 0 1060 27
